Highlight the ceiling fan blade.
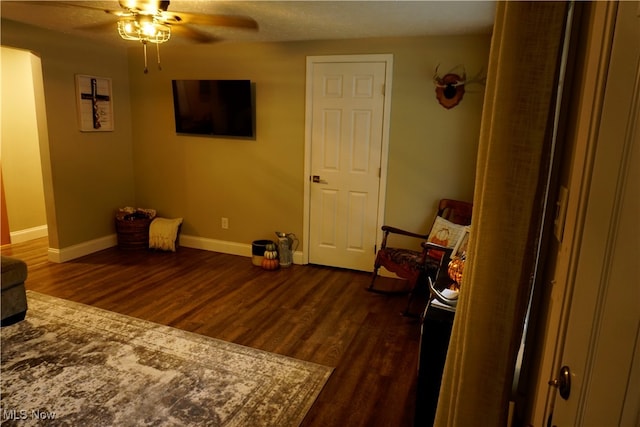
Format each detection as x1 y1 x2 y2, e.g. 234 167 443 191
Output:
171 25 220 44
163 11 258 30
25 1 122 15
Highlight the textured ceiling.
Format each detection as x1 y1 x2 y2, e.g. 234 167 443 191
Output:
1 1 496 46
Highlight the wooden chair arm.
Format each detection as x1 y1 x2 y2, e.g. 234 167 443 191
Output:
419 242 454 269
381 225 429 240
379 225 429 251
420 241 452 254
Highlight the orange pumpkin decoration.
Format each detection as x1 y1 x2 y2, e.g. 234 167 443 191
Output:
261 257 279 270
447 257 465 291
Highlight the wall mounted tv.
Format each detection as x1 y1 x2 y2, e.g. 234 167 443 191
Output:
171 79 255 139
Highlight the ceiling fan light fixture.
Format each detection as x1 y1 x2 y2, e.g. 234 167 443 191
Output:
117 17 170 43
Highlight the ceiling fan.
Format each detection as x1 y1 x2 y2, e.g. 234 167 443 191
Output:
32 0 259 72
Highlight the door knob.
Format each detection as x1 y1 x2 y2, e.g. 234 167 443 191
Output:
311 175 328 184
548 365 571 400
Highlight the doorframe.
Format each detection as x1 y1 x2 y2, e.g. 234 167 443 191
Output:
302 54 394 265
544 1 639 423
0 47 54 248
526 1 636 424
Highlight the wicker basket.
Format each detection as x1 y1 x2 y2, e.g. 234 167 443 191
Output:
115 217 153 250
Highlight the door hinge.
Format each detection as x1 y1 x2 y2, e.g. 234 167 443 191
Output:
374 244 377 254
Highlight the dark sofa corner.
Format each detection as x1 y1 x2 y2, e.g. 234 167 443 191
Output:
1 255 28 326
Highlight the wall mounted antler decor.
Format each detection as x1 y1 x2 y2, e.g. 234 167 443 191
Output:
433 65 486 109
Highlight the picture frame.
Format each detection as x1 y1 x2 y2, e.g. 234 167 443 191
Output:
75 74 114 132
451 225 471 258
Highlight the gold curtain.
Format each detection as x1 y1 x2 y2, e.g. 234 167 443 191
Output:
435 2 569 425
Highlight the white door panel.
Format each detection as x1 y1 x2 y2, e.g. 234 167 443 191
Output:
307 59 388 271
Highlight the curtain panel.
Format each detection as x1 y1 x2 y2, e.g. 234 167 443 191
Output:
435 2 569 425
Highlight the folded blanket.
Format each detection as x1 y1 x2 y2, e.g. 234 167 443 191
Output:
149 217 183 252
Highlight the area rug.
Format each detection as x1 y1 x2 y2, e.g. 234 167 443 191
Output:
0 291 332 426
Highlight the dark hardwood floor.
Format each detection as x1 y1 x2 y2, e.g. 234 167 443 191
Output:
1 237 425 426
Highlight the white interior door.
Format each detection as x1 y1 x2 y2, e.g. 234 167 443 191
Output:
304 56 391 271
546 2 639 425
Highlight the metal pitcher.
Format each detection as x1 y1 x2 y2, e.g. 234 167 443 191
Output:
275 232 299 268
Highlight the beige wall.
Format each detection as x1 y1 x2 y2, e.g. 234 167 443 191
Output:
129 36 490 249
1 17 489 254
1 19 136 249
1 46 47 239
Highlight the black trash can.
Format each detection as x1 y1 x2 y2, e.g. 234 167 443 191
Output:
251 240 274 266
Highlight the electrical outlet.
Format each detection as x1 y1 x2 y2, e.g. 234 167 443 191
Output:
221 217 229 229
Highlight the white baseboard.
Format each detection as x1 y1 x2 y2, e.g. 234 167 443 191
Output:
180 235 252 257
10 225 48 244
180 234 304 264
49 233 304 265
378 266 400 278
48 234 117 263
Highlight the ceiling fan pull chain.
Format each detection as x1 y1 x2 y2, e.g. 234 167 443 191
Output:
142 41 149 74
156 43 162 71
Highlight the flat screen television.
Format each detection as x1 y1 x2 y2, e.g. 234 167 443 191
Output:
171 79 254 138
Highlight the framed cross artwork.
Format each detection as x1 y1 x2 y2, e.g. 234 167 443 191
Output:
75 74 114 132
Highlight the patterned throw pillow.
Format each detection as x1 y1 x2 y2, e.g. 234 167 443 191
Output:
426 216 466 260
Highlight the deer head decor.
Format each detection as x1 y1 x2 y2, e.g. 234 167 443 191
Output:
433 65 486 109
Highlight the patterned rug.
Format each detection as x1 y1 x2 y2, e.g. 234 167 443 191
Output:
0 291 332 426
